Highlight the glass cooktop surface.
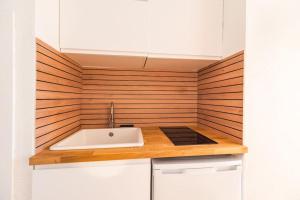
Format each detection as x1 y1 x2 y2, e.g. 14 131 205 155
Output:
160 126 217 146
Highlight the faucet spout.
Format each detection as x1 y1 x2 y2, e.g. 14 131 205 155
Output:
108 102 114 128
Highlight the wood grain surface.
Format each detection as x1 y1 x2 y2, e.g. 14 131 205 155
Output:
198 51 244 142
30 126 247 165
35 39 82 152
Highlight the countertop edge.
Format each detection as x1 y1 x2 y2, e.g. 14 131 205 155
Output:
29 126 248 166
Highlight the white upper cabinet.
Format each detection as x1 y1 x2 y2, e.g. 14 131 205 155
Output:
60 0 148 56
57 0 244 70
222 0 245 57
147 0 223 58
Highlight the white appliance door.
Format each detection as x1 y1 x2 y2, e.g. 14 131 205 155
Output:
153 165 241 200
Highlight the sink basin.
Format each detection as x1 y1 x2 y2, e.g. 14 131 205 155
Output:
50 128 144 150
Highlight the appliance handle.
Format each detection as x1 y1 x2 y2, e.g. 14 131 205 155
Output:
215 165 241 172
159 165 240 175
160 167 214 175
160 169 185 174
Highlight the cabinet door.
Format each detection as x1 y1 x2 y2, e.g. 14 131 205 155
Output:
153 166 242 200
60 0 148 55
223 0 245 57
33 159 151 200
148 0 223 58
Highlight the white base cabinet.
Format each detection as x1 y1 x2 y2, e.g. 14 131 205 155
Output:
32 159 151 200
32 157 242 200
152 156 242 200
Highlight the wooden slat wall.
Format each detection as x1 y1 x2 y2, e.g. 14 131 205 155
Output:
35 39 82 152
81 68 198 128
197 51 244 143
35 39 244 151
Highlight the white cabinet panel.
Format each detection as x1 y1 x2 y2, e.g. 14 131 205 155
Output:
152 156 242 200
223 0 245 57
35 0 60 50
148 0 223 57
60 0 148 55
32 159 151 200
153 167 242 200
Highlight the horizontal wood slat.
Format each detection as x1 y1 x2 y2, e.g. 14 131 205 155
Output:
35 38 82 152
82 90 197 95
81 123 197 130
37 99 81 109
198 93 243 100
198 84 243 94
37 81 82 93
36 125 81 153
198 109 242 123
198 51 244 141
83 68 197 77
37 91 81 99
81 113 197 119
198 77 243 90
81 118 197 125
83 80 197 87
198 68 243 85
81 68 198 128
83 85 196 91
80 94 198 100
198 118 241 138
36 110 81 128
81 108 196 114
198 52 243 75
198 113 242 131
198 104 243 115
37 71 81 88
81 103 197 109
83 74 197 82
36 105 81 119
198 99 243 107
36 113 80 138
198 62 243 81
36 121 81 147
37 52 82 80
37 62 81 83
36 41 82 73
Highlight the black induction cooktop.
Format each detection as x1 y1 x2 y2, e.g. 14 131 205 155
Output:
160 126 217 146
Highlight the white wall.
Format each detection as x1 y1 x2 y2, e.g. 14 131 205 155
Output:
0 8 14 200
223 0 245 57
244 0 300 199
35 0 60 50
13 0 36 199
0 0 36 200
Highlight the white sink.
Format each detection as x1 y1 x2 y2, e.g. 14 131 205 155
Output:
50 128 144 150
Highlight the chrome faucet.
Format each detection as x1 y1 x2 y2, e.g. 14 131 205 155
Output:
108 102 114 128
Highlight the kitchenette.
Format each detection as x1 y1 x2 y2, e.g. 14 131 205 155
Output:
4 0 300 199
30 125 246 200
30 0 247 200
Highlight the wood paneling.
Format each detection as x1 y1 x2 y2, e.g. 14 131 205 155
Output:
35 39 82 152
198 51 244 142
35 39 244 152
81 68 198 128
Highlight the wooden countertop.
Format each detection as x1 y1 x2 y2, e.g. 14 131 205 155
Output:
29 126 247 165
